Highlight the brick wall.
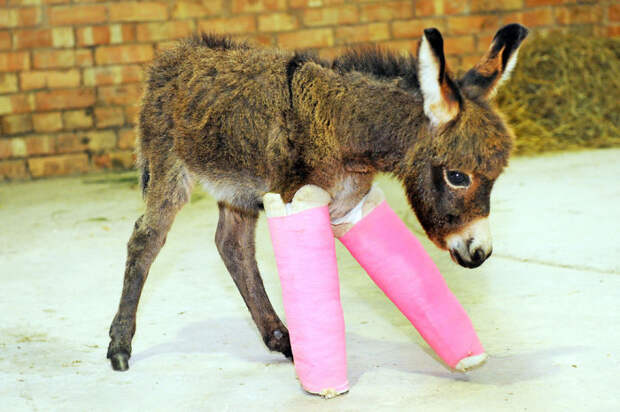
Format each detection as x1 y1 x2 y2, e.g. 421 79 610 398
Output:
1 0 617 180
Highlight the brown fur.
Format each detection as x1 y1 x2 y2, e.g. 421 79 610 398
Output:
108 27 527 370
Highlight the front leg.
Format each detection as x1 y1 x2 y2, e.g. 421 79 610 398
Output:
327 171 374 221
215 202 292 359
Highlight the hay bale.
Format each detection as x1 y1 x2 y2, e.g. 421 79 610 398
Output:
495 32 620 154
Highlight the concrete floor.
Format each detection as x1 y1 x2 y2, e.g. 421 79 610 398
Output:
0 149 619 411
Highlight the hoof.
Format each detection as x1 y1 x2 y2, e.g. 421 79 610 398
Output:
282 345 294 361
109 352 130 371
265 328 293 361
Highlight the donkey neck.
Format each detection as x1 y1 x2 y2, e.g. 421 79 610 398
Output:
292 64 428 176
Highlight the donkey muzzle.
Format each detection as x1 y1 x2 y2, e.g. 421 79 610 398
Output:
445 218 493 269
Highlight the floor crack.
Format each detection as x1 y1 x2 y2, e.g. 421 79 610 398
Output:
494 254 618 275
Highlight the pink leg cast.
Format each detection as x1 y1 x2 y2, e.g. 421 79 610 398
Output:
337 190 485 370
264 186 348 397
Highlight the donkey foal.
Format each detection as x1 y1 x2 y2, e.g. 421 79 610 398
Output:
107 25 529 372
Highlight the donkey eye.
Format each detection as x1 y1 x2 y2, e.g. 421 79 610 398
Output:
445 170 471 188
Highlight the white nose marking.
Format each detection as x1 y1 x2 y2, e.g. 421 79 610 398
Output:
445 217 492 258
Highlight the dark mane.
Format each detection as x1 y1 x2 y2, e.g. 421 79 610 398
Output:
332 46 419 90
188 33 250 50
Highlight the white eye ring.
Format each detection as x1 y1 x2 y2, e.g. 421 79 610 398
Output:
444 169 472 189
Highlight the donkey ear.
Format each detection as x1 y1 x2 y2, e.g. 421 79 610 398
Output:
460 23 529 100
417 28 461 128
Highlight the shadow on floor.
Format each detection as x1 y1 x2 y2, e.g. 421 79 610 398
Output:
132 317 587 388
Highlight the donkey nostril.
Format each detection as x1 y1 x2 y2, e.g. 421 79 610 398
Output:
472 248 485 263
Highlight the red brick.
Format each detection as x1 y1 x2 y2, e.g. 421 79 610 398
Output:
0 139 11 159
335 23 390 44
0 31 11 49
232 0 286 14
360 2 413 23
13 94 36 113
0 51 30 72
607 25 620 37
0 7 41 28
97 83 143 106
52 27 74 47
415 0 466 16
0 159 28 180
109 150 135 169
28 153 89 177
93 153 112 169
136 20 195 42
14 27 73 49
172 0 223 19
95 45 154 65
317 46 347 60
111 24 136 44
56 130 116 154
13 29 51 49
48 69 81 88
33 49 93 69
85 130 117 151
525 0 563 6
504 8 554 27
76 25 111 46
9 0 49 4
278 28 333 49
0 96 12 115
555 5 603 25
448 15 498 35
248 33 274 47
156 40 179 51
117 128 136 149
9 137 26 157
0 94 35 114
290 0 345 7
258 13 298 32
611 5 620 22
95 106 124 128
381 39 418 54
461 53 485 69
444 35 476 55
20 69 81 90
124 104 140 125
0 73 18 93
83 65 143 86
304 6 359 26
35 88 96 111
55 133 86 153
63 109 93 129
76 49 93 67
109 2 168 22
25 135 55 156
392 18 445 39
471 0 523 12
1 114 32 135
33 112 63 132
48 5 107 25
198 16 257 34
476 34 495 52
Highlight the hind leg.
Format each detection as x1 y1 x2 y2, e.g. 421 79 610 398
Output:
107 161 191 371
215 202 292 359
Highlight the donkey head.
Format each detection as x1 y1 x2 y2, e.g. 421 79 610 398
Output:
403 24 528 268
